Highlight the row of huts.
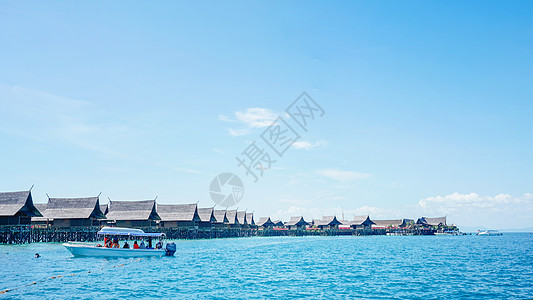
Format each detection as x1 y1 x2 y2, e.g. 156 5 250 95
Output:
256 215 448 230
0 190 448 230
0 190 255 228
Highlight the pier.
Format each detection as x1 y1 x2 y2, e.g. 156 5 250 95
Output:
1 225 439 244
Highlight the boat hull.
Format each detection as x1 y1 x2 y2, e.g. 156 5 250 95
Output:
63 243 167 257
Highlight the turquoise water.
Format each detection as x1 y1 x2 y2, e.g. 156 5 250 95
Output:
1 234 532 299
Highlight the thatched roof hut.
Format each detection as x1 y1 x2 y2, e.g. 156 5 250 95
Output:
345 215 374 229
0 190 41 225
417 216 446 226
285 216 309 229
271 219 284 227
38 196 105 227
225 210 238 226
313 216 342 229
213 210 229 224
198 207 216 228
256 217 274 227
372 219 414 228
198 207 216 222
245 212 255 226
157 204 200 228
105 200 160 227
237 211 247 226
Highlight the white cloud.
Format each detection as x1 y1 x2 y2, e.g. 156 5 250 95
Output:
218 107 280 135
418 192 533 228
234 108 278 128
228 128 250 136
315 168 372 182
292 140 328 150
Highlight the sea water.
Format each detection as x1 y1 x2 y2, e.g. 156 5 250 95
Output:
1 233 532 299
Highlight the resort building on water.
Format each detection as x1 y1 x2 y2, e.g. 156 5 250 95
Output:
213 209 229 228
285 216 310 230
104 199 160 227
225 209 239 228
256 217 275 228
157 204 200 228
343 215 375 229
371 219 414 229
245 212 255 227
416 216 446 227
197 207 217 228
0 190 41 225
313 216 342 229
33 196 106 227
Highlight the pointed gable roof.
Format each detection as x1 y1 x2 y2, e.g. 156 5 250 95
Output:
245 212 255 225
285 216 309 226
106 200 160 221
271 219 284 226
237 211 247 225
256 217 274 227
198 207 216 222
226 210 238 224
348 215 375 226
417 216 446 226
0 190 41 217
213 210 228 223
314 216 342 226
44 196 105 219
157 204 200 222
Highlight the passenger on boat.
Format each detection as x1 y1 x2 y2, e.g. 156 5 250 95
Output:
123 241 130 249
112 237 120 248
155 241 162 249
105 238 112 248
139 240 146 249
133 241 139 249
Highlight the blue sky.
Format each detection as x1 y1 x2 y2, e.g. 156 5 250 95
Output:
1 1 532 229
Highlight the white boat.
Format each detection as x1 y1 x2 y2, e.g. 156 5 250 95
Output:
476 230 502 236
63 227 176 257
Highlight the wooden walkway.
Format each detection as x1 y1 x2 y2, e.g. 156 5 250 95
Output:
1 226 437 245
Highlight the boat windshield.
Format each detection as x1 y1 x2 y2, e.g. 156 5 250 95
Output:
97 227 165 238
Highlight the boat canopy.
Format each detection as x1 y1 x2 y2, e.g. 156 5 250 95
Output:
97 227 165 237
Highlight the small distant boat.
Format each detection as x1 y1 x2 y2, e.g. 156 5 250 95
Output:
63 227 176 257
434 231 459 236
476 230 502 236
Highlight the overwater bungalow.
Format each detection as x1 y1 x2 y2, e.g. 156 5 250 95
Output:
213 209 229 228
245 212 255 228
105 199 160 227
157 204 200 228
237 211 247 228
417 216 446 227
34 196 106 227
225 210 239 228
197 207 216 228
285 216 310 229
271 219 284 227
372 219 414 229
345 215 374 229
256 217 275 228
313 216 342 229
0 190 41 225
